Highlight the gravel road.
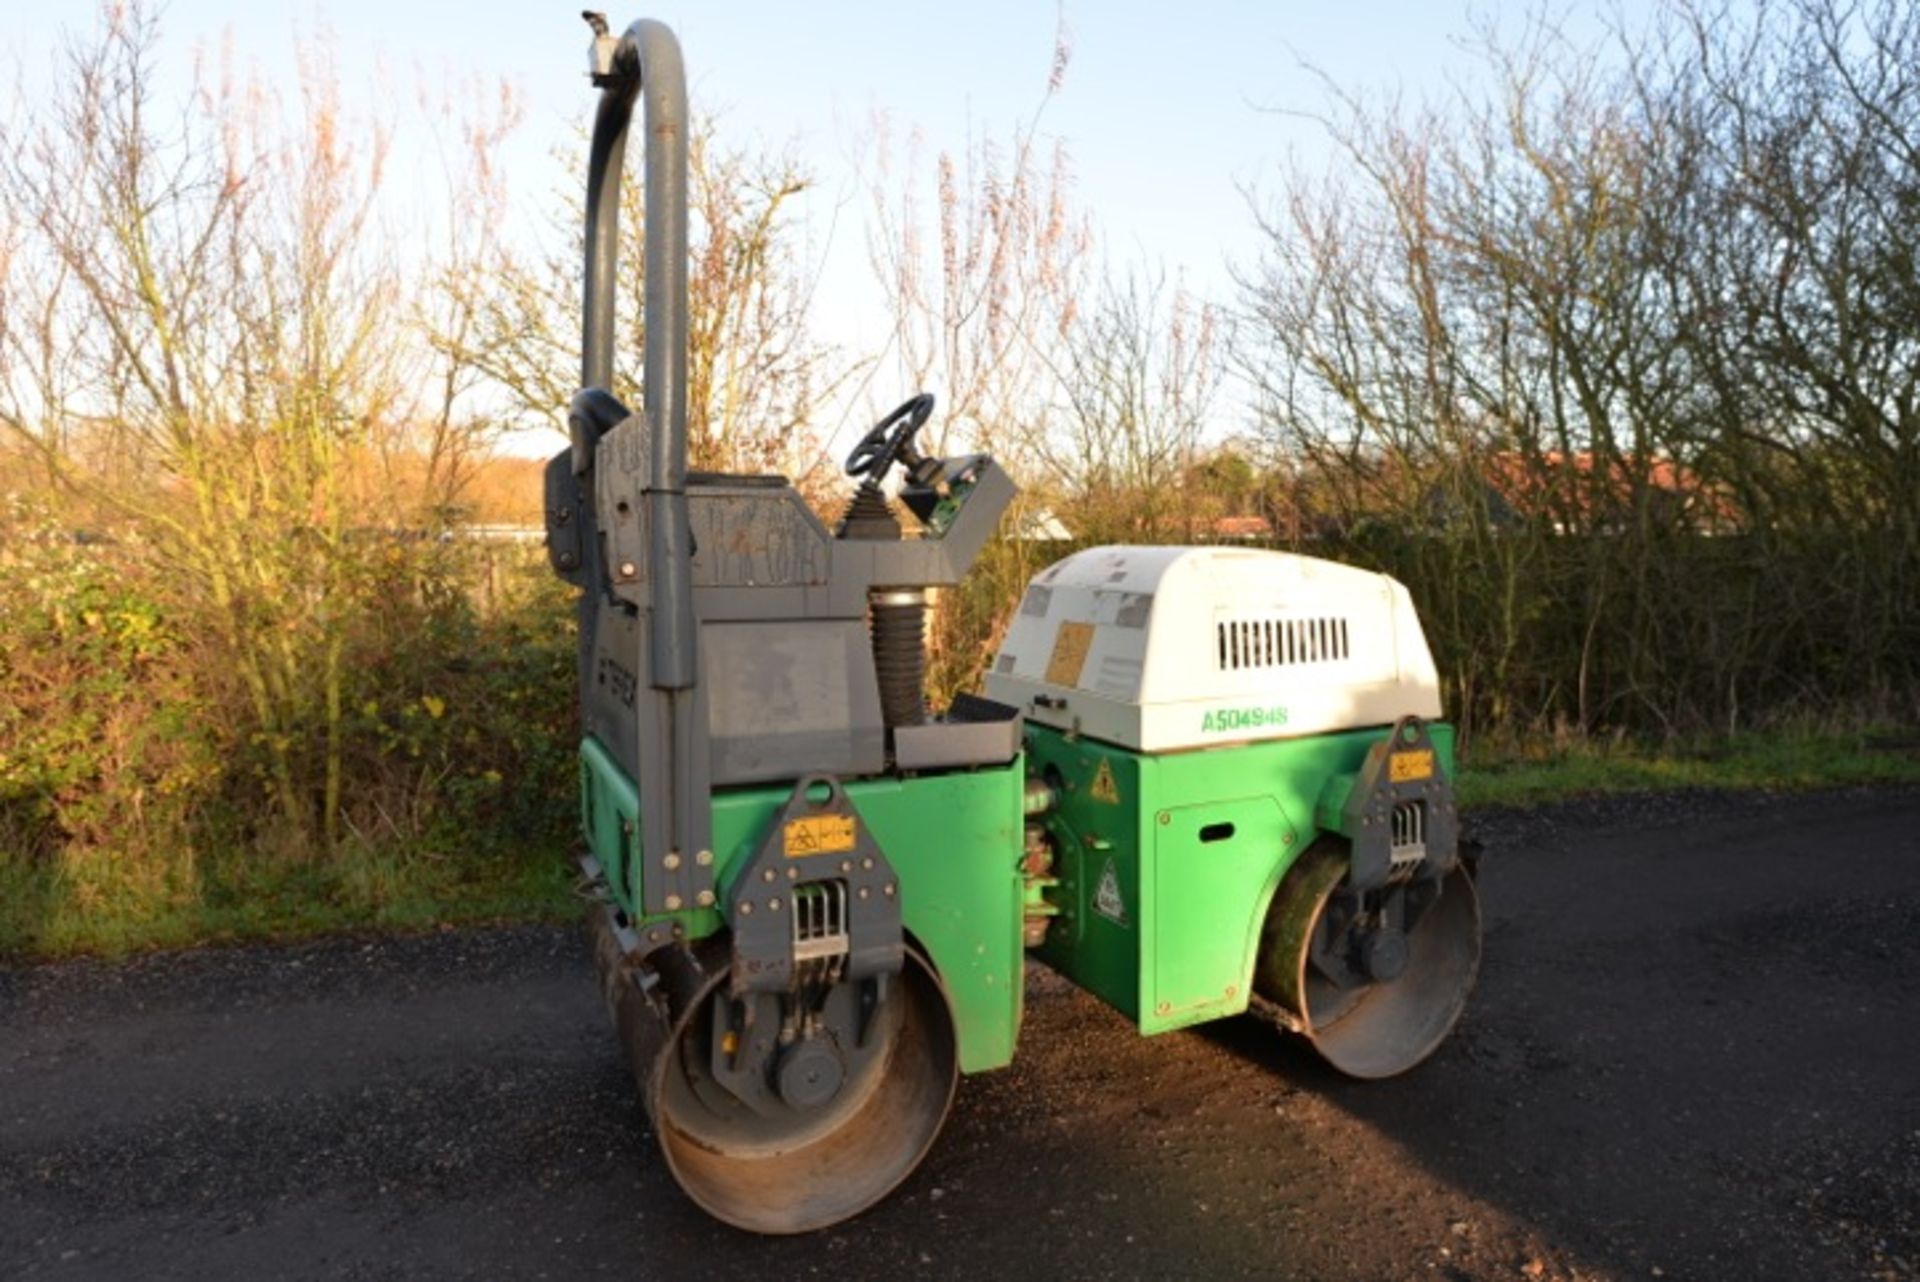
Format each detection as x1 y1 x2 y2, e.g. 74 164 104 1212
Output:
4 786 1918 1281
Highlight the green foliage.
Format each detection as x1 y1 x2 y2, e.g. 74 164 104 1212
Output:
1318 526 1920 742
1456 732 1920 810
314 542 580 852
926 522 1067 709
0 840 579 959
0 497 579 960
0 500 218 909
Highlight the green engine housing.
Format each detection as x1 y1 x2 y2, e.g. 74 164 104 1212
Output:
581 736 1027 1073
581 716 1457 1063
1027 721 1457 1035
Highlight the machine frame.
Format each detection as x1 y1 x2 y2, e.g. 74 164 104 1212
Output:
549 12 1483 1235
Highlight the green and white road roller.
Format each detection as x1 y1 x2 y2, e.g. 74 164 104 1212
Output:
547 15 1483 1235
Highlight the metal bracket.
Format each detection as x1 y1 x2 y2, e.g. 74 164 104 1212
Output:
582 12 624 84
1334 716 1460 891
633 786 718 919
722 775 903 997
1246 991 1306 1035
577 850 686 963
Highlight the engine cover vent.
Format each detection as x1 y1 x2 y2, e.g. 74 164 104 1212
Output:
1217 616 1351 670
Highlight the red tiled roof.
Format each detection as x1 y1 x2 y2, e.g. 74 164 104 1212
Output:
1480 451 1737 526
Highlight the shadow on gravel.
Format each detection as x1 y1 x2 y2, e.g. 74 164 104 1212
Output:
1196 788 1920 1282
611 1102 1285 1282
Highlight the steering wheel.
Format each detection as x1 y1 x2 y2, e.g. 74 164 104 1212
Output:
845 393 935 479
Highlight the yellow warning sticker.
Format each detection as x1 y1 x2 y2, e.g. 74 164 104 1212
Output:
1044 620 1095 687
1090 758 1121 804
783 813 856 858
1389 749 1435 783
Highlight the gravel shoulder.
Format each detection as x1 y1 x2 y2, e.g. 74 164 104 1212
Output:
4 786 1918 1281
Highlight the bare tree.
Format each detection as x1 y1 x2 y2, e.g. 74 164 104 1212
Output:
432 115 845 491
862 17 1091 465
0 4 499 851
856 19 1104 705
1038 268 1222 542
1238 0 1920 739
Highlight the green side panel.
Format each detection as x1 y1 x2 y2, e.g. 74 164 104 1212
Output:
577 736 1025 1076
1026 741 1145 1020
1026 722 1456 1037
580 735 640 911
1149 794 1290 1024
805 770 1026 1073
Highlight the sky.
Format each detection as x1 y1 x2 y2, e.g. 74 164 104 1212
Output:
6 2 1657 456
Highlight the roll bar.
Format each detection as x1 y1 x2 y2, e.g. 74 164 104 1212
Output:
581 15 695 693
580 14 709 877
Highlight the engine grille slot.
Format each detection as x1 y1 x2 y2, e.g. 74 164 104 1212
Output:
1215 616 1351 671
1389 800 1426 869
790 879 850 963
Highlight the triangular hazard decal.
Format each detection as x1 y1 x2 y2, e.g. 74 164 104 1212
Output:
1093 857 1128 926
1090 758 1121 804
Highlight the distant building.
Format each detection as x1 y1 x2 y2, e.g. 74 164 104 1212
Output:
1206 514 1273 542
1429 451 1741 535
